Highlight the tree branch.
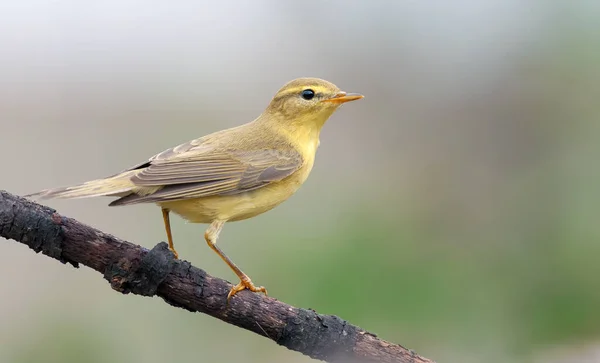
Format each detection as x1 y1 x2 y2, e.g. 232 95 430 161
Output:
0 190 434 363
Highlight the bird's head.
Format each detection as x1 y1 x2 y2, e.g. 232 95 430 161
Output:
262 77 363 131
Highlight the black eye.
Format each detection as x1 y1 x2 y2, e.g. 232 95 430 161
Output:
301 89 315 100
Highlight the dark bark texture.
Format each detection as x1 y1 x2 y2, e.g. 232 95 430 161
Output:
0 190 435 363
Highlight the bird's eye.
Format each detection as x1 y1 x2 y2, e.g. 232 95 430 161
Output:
301 89 315 100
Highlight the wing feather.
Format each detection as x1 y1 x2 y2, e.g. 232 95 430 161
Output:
110 145 303 205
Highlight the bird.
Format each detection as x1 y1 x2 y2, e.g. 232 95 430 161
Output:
26 77 364 300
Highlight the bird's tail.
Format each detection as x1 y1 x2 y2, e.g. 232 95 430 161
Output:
24 172 138 200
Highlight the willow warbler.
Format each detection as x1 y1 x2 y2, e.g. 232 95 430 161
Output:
26 77 364 299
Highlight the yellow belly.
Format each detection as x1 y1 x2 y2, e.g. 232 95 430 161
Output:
158 164 311 223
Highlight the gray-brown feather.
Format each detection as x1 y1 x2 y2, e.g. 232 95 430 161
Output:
109 123 303 206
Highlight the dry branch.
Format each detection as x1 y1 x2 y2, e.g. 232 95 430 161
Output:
0 190 434 363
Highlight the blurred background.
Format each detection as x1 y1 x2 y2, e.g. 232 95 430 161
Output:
1 1 599 362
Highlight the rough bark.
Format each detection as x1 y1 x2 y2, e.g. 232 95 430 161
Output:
0 190 435 363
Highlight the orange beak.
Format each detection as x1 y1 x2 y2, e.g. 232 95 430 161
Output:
321 91 364 104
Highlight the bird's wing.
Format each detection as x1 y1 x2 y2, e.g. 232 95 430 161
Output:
109 139 303 205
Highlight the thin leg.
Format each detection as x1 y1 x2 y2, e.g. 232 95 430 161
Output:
161 208 179 259
204 220 267 300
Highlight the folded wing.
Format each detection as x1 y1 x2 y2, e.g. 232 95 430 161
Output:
110 146 302 206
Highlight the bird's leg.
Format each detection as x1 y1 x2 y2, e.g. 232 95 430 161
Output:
204 220 267 300
161 208 179 259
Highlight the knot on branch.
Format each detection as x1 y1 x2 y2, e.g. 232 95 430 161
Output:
0 191 76 266
104 242 176 296
279 308 357 361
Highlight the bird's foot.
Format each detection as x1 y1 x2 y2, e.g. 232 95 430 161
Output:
227 278 267 301
169 247 179 259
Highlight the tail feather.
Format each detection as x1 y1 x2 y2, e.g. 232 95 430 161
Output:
25 172 137 200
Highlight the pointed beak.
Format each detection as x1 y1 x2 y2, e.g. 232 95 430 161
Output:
321 91 364 104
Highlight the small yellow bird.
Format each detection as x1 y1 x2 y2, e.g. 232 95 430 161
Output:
27 77 363 299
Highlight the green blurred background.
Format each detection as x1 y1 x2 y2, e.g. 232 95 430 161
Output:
1 1 600 362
